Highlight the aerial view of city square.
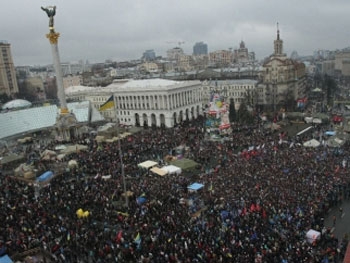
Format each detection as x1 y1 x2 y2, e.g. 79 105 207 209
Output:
1 1 350 262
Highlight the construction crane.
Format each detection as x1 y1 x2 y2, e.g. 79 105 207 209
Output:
166 41 185 47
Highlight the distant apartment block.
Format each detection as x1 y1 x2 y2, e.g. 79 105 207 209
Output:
233 41 256 64
167 47 184 61
61 62 85 76
316 60 335 76
335 49 350 77
209 50 233 67
138 62 159 73
193 42 208 56
63 74 83 89
0 41 19 95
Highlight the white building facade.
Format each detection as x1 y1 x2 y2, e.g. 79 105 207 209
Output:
65 79 203 127
112 79 202 127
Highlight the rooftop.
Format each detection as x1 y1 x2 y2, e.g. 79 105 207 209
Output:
0 101 104 140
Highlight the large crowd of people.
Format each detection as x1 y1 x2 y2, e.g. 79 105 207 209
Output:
0 116 350 262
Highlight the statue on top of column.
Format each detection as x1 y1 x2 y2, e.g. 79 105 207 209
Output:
41 6 56 31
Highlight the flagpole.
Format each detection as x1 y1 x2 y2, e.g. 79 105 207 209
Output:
114 95 128 208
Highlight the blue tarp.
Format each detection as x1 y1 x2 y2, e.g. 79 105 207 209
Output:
188 183 204 191
0 255 13 263
325 131 336 136
36 171 53 182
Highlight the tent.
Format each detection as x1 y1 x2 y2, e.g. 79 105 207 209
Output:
326 137 345 148
41 149 57 160
150 167 168 176
0 255 13 263
68 160 78 168
188 183 204 191
17 137 32 144
138 160 158 170
161 165 182 175
55 144 67 151
306 229 321 244
325 131 336 136
61 144 88 154
303 139 320 148
95 136 105 142
36 171 53 182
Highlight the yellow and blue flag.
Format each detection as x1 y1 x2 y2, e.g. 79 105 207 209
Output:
99 95 115 111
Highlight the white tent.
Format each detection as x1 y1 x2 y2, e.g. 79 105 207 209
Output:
138 160 158 169
326 137 345 148
61 144 88 154
68 159 78 168
303 139 320 148
150 166 168 176
161 165 182 175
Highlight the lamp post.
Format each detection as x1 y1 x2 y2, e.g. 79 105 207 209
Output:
117 118 128 208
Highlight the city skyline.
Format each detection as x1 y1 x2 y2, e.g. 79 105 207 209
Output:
1 0 350 66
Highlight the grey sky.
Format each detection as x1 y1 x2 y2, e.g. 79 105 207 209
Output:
1 0 349 66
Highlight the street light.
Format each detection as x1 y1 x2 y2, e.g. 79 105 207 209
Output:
116 118 128 208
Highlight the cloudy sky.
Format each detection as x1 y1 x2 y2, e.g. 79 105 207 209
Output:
1 0 349 66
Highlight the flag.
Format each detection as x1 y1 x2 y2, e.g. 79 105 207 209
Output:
134 232 141 243
134 232 141 249
208 182 213 192
99 95 115 111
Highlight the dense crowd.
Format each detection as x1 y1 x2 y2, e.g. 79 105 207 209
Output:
1 117 350 262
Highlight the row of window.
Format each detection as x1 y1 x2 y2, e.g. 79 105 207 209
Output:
203 85 253 90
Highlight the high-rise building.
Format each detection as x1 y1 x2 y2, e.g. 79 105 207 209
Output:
142 50 156 61
0 41 19 96
193 42 208 56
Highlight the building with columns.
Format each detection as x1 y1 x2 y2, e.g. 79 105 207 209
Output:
111 79 202 127
65 79 203 127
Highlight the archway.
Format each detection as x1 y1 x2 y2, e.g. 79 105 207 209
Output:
142 113 148 127
185 108 189 121
173 112 177 126
179 110 183 123
160 114 166 128
135 113 140 126
151 113 157 128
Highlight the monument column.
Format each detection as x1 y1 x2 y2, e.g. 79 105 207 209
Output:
42 6 78 141
46 32 68 113
42 6 68 114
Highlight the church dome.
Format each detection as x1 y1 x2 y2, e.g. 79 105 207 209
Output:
2 99 32 110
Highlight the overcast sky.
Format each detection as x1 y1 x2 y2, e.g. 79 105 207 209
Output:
1 0 349 66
